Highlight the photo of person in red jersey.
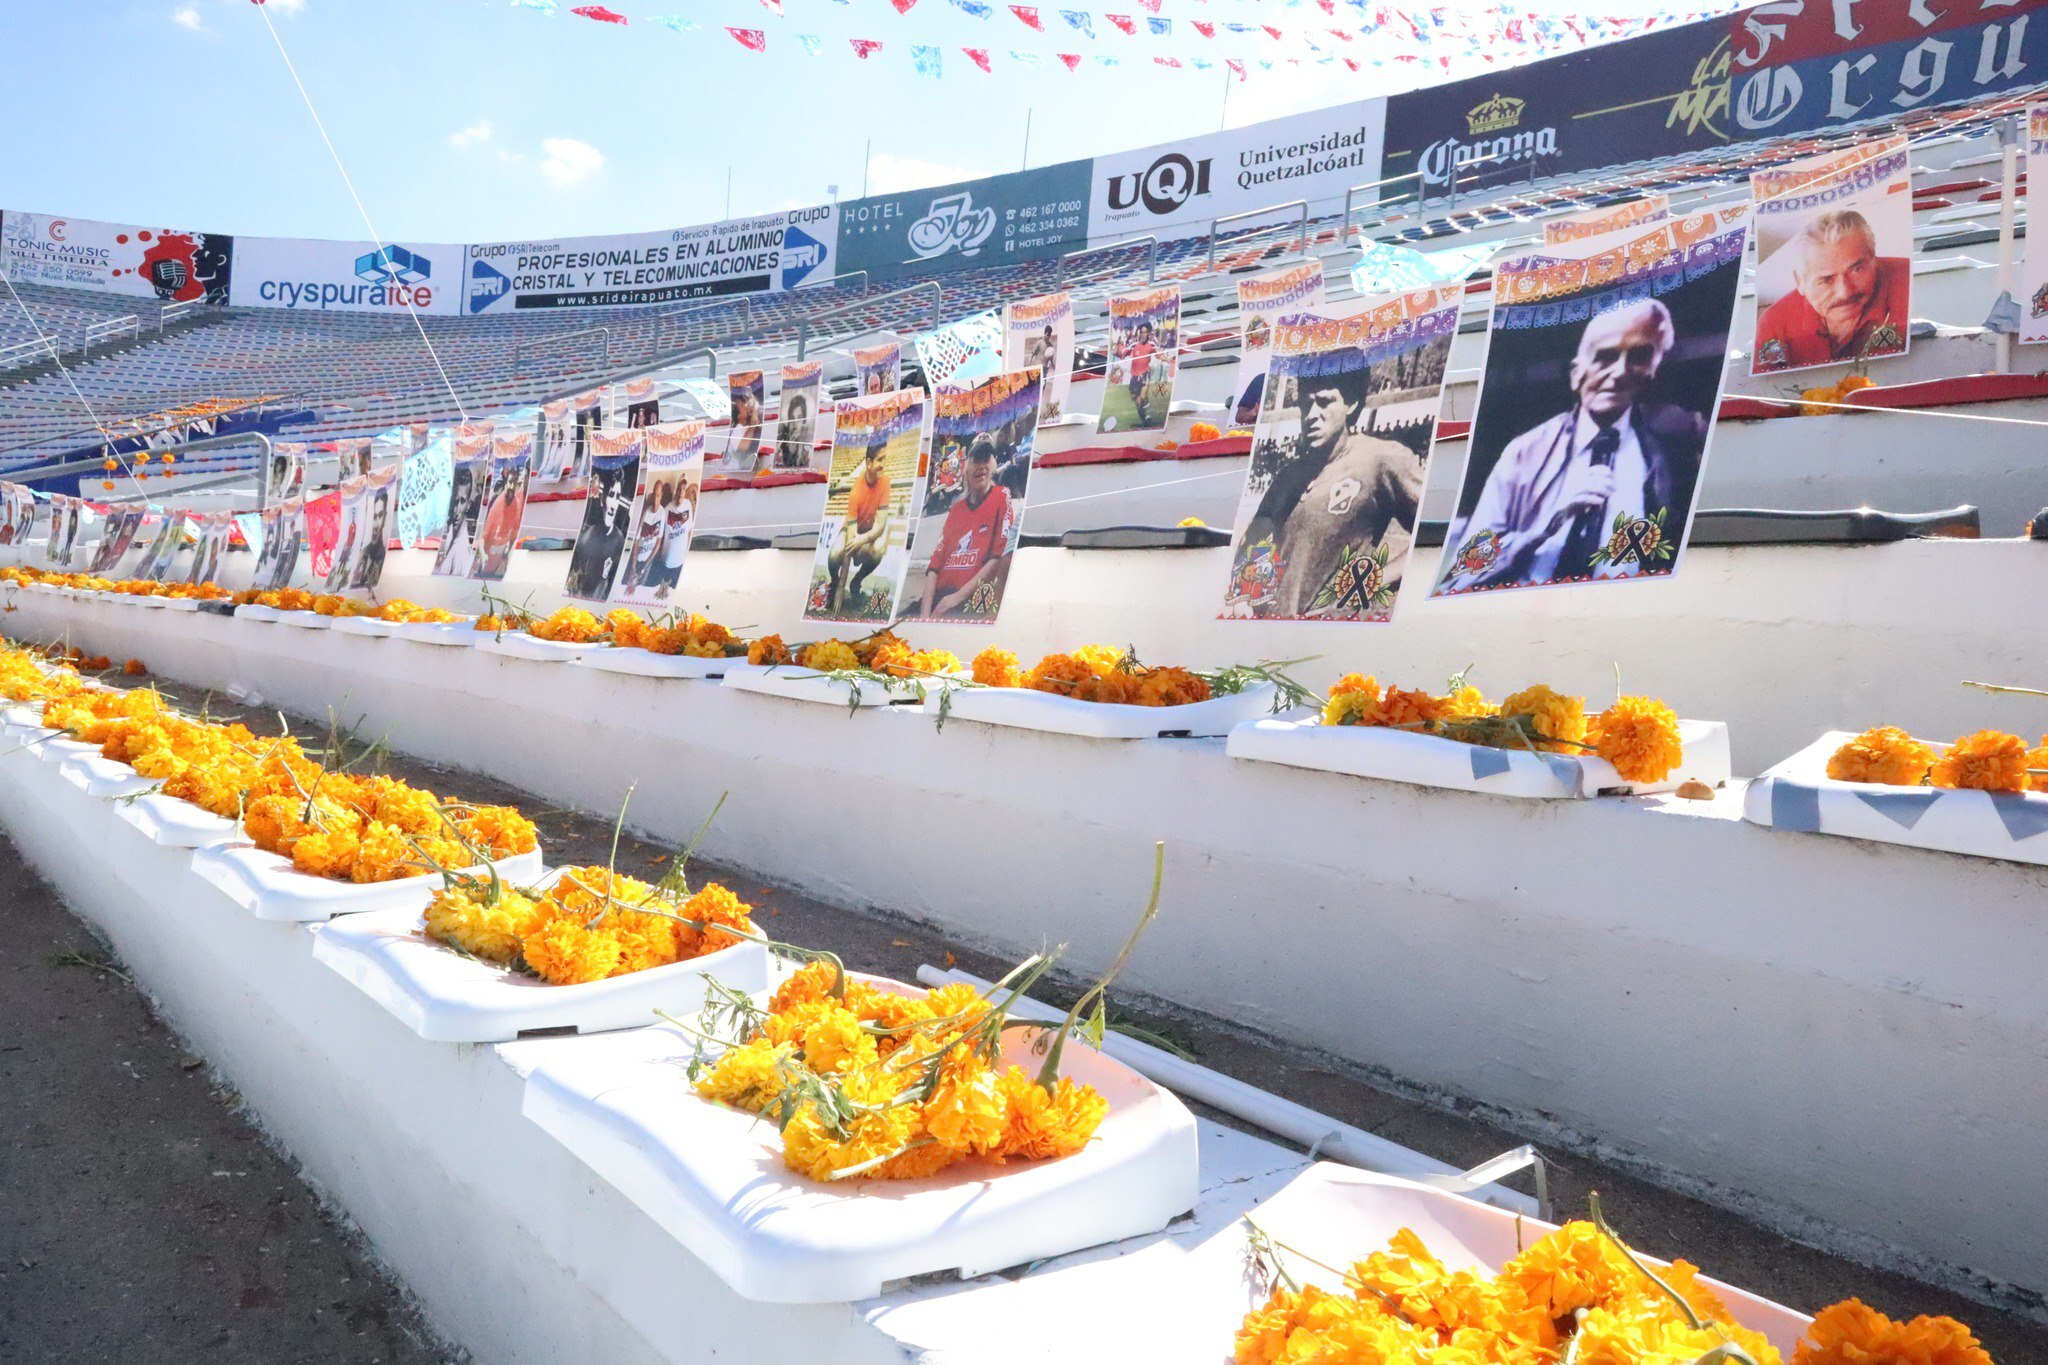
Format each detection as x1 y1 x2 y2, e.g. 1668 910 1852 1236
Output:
917 435 1014 620
906 367 1040 624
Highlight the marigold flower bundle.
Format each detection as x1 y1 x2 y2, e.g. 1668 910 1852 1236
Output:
784 630 960 681
371 598 462 624
423 866 757 986
603 608 744 658
1320 673 1685 783
0 567 229 601
689 961 1110 1183
1005 643 1215 708
1827 726 2047 794
1238 1208 1988 1365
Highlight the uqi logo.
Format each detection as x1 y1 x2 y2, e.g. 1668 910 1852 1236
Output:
1105 153 1212 217
906 191 997 260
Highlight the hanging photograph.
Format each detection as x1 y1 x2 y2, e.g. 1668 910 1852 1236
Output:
571 389 607 481
905 368 1040 624
474 428 534 581
1233 262 1326 428
351 466 400 590
621 377 662 428
432 426 494 578
774 361 825 470
1098 284 1181 435
189 513 230 587
255 498 307 592
325 475 371 591
803 387 926 625
2023 106 2048 345
1432 211 1751 600
614 422 708 608
564 428 645 602
49 498 82 567
134 513 184 582
1750 138 1912 375
1222 287 1461 623
90 508 146 576
0 487 26 547
1001 293 1075 423
337 438 374 480
853 341 902 397
1543 193 1670 247
725 370 767 474
537 399 575 480
266 442 307 503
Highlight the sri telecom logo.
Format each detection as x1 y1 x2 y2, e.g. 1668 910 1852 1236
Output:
780 225 827 289
357 244 430 284
468 258 511 313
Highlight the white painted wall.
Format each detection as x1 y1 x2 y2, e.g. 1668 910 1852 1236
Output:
4 591 2044 1309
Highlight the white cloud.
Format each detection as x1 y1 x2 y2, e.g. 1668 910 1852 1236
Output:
172 6 202 30
449 120 494 150
864 153 978 196
268 0 307 12
539 137 605 189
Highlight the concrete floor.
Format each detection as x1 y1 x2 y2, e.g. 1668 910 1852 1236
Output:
1 667 2043 1364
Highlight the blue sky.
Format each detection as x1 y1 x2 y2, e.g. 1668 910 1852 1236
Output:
5 0 1686 244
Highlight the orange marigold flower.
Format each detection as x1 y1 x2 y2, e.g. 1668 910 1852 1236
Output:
798 639 860 672
923 1046 1008 1155
1795 1299 1991 1365
971 646 1020 688
122 659 147 677
1188 421 1222 442
1826 726 1935 786
2029 737 2048 794
522 916 624 986
1071 643 1128 677
1132 665 1211 708
1588 695 1684 784
678 882 755 958
1376 686 1448 731
1930 729 2031 793
992 1066 1108 1162
1499 683 1586 752
1023 651 1093 696
748 634 792 666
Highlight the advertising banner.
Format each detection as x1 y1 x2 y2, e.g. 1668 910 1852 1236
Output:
1432 211 1751 600
1381 23 1733 195
614 422 707 608
837 161 1090 279
1088 101 1385 244
565 429 645 602
1233 261 1326 427
1727 0 2048 140
906 368 1040 624
0 211 232 303
1222 287 1461 623
432 427 494 578
2026 106 2048 347
1099 285 1182 435
473 429 534 581
804 388 927 625
853 341 903 396
1750 138 1913 375
724 370 768 473
463 205 835 313
774 361 825 470
1544 194 1671 246
227 237 457 314
1001 293 1075 423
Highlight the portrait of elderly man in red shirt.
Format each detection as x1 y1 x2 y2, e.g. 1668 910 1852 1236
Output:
916 434 1014 621
1437 297 1706 593
1753 207 1910 372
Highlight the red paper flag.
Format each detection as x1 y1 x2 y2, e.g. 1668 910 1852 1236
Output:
1192 19 1213 36
963 46 992 70
850 36 884 56
727 25 766 49
303 493 343 580
1225 57 1246 80
571 5 628 23
1342 56 1360 71
1135 0 1162 11
1262 24 1282 39
1326 27 1352 41
890 0 918 13
1010 4 1042 27
1105 13 1135 34
1056 51 1082 69
1316 0 1333 11
760 0 783 13
1152 54 1181 67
